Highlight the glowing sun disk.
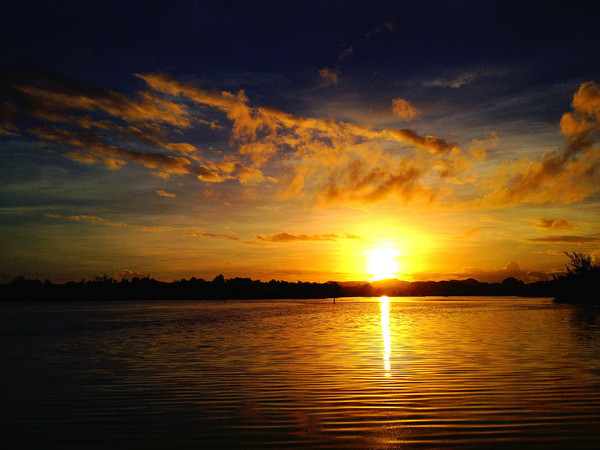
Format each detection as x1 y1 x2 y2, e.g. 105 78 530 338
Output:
367 247 400 281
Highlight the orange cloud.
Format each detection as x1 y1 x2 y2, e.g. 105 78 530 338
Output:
392 98 420 120
534 218 574 231
16 85 190 128
472 81 600 208
7 70 502 209
156 190 177 198
185 230 240 240
136 72 465 207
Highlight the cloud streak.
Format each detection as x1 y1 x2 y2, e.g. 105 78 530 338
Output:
534 218 573 231
527 235 600 244
257 233 338 242
156 190 177 198
46 213 240 240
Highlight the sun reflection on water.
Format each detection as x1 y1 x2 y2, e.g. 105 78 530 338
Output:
380 296 392 377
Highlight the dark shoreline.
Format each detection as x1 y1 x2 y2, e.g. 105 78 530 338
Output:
2 274 593 303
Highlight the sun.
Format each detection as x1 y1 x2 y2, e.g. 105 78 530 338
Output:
366 246 400 281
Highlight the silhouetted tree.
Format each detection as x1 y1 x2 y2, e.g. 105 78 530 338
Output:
564 251 598 276
554 251 599 304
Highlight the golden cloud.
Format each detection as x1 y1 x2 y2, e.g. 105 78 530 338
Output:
19 71 600 211
185 230 240 240
392 98 420 120
156 190 177 198
135 73 465 207
471 81 600 208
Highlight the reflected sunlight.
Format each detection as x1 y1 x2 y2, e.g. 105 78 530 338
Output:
380 296 392 377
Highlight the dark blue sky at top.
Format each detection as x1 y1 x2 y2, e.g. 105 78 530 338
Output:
2 0 598 104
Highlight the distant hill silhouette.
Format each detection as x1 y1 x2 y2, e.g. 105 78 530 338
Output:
3 252 597 302
0 272 577 302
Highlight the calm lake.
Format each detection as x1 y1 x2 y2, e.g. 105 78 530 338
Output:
2 297 600 448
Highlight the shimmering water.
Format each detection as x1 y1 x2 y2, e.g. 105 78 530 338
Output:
2 297 600 448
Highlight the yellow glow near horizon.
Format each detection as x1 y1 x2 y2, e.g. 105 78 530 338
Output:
366 246 401 281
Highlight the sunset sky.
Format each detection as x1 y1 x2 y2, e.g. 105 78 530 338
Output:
1 1 599 283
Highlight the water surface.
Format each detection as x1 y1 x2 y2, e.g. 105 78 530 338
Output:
2 297 600 448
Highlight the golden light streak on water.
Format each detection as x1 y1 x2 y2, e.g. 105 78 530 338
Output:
380 296 392 377
2 298 600 448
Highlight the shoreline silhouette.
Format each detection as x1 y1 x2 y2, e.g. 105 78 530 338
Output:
2 253 596 304
0 273 591 304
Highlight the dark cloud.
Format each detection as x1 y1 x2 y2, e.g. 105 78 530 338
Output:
527 235 600 244
257 233 339 243
452 261 552 283
186 230 240 241
0 101 18 135
534 218 574 231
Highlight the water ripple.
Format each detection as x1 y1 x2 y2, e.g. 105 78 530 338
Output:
1 298 600 448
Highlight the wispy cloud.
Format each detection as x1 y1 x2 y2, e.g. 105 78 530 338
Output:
46 213 129 228
137 73 463 207
2 69 261 185
471 81 600 208
8 69 599 211
533 218 574 231
46 213 240 240
0 101 18 135
527 235 599 244
424 68 505 89
186 230 240 241
319 68 339 84
256 232 363 243
156 190 177 198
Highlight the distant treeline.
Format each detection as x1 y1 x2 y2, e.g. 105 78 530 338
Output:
1 253 597 303
1 274 344 301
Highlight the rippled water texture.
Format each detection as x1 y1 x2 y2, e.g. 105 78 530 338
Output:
2 297 600 448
